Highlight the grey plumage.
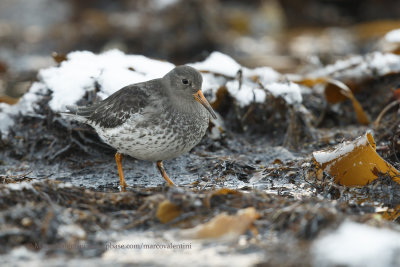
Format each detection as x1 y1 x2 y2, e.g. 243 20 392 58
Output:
63 65 216 163
66 82 151 128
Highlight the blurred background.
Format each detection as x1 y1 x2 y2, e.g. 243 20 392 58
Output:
1 0 400 99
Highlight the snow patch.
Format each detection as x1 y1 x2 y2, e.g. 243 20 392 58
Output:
0 50 175 135
313 133 369 165
308 52 400 80
42 50 175 111
242 67 280 84
200 72 227 101
226 80 266 107
57 224 86 240
0 82 44 134
102 232 263 267
266 82 302 105
189 51 242 77
312 221 400 267
385 29 400 43
313 143 355 165
152 0 179 10
0 49 304 136
6 182 34 191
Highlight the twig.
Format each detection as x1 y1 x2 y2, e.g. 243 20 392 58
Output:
374 99 400 129
48 143 72 161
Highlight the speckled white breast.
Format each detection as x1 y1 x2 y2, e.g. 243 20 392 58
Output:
93 107 209 161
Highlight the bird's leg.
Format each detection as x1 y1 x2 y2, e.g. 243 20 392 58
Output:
115 152 127 191
156 160 176 186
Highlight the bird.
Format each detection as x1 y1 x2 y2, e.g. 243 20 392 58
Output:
64 65 217 191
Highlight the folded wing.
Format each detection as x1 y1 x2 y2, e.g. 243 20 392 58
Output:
66 84 151 128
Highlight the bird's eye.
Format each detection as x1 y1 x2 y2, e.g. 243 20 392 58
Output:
182 79 189 85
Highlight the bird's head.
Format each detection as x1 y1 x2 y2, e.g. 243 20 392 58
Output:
163 65 217 119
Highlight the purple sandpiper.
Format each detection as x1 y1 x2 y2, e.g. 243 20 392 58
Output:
64 65 217 191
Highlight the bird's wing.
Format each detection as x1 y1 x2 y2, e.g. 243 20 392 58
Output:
66 83 151 128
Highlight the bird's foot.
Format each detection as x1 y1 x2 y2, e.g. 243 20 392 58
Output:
156 160 176 186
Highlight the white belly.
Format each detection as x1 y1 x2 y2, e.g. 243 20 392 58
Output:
93 112 208 161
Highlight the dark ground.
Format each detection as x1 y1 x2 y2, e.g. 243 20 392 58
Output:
1 70 400 265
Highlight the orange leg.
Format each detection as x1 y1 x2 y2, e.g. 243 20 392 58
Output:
156 161 176 186
115 152 128 191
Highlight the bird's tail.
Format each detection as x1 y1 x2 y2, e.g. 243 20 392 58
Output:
60 105 88 123
66 105 79 113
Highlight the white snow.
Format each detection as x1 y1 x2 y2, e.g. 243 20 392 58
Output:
152 0 179 10
0 50 175 135
57 224 86 240
313 143 355 165
0 105 16 134
308 52 400 80
42 50 175 111
308 55 363 79
56 182 74 188
190 53 296 107
266 82 302 105
196 55 301 107
0 82 45 133
6 246 40 261
189 51 242 77
385 29 400 43
368 52 400 76
226 80 266 107
313 133 368 165
102 232 263 267
200 72 227 101
242 66 280 85
312 221 400 267
6 182 34 191
0 49 306 136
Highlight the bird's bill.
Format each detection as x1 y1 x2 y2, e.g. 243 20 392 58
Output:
193 90 217 119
